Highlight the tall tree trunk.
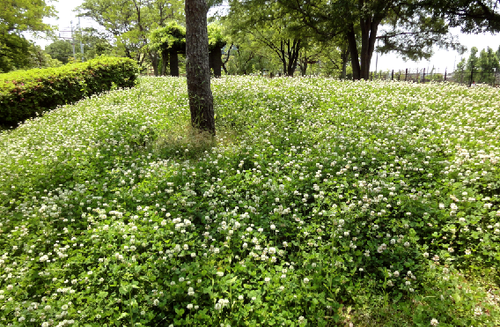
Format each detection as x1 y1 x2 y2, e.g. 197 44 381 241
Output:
170 47 179 76
210 48 222 77
161 49 169 75
287 40 300 76
149 52 159 76
346 27 360 80
359 17 379 80
186 0 215 135
341 47 349 79
300 61 307 76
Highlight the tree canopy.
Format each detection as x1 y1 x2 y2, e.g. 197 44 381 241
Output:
228 0 500 79
0 0 56 72
77 0 184 63
45 40 74 64
149 21 186 76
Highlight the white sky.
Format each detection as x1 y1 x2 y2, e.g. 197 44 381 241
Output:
38 0 500 72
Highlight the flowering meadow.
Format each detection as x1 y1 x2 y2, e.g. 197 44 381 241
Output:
0 76 499 326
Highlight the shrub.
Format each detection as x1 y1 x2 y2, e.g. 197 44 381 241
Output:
0 56 138 126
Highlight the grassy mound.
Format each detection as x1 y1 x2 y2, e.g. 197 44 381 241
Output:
0 77 499 326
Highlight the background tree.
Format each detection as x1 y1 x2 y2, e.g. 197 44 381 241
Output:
477 46 500 84
77 0 184 69
226 0 307 76
428 0 500 33
245 0 500 80
186 0 215 135
0 0 56 72
28 45 62 68
224 43 272 75
270 0 463 79
148 22 186 76
456 46 500 84
45 40 74 64
208 22 227 77
74 27 114 60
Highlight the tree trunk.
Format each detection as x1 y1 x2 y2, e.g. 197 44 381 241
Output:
300 61 307 76
149 52 159 76
346 27 360 80
359 17 378 80
210 48 222 77
287 40 300 76
170 47 179 76
161 49 169 75
341 47 349 79
186 0 215 135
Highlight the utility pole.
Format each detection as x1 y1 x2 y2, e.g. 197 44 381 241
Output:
70 21 76 59
78 18 84 62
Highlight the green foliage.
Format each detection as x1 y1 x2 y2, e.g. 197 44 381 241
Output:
45 40 74 64
225 0 308 76
149 22 186 52
454 46 500 84
0 57 138 126
74 28 115 60
0 0 56 73
208 22 227 51
0 77 499 326
0 33 32 73
77 0 184 62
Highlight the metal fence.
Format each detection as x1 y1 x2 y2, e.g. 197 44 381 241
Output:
370 68 500 86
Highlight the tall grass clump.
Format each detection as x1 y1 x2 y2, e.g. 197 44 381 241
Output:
0 76 499 326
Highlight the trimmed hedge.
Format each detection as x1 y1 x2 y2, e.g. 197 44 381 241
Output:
0 56 138 126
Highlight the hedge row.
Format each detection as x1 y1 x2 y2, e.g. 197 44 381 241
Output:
0 57 138 126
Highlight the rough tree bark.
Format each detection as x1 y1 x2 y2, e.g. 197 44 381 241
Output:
186 0 215 135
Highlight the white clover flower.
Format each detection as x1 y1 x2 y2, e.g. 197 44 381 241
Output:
430 318 439 326
393 271 400 277
187 303 193 310
303 277 310 284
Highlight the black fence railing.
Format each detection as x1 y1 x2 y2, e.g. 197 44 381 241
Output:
370 68 500 86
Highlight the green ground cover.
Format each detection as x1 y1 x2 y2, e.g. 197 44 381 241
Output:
0 77 499 326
